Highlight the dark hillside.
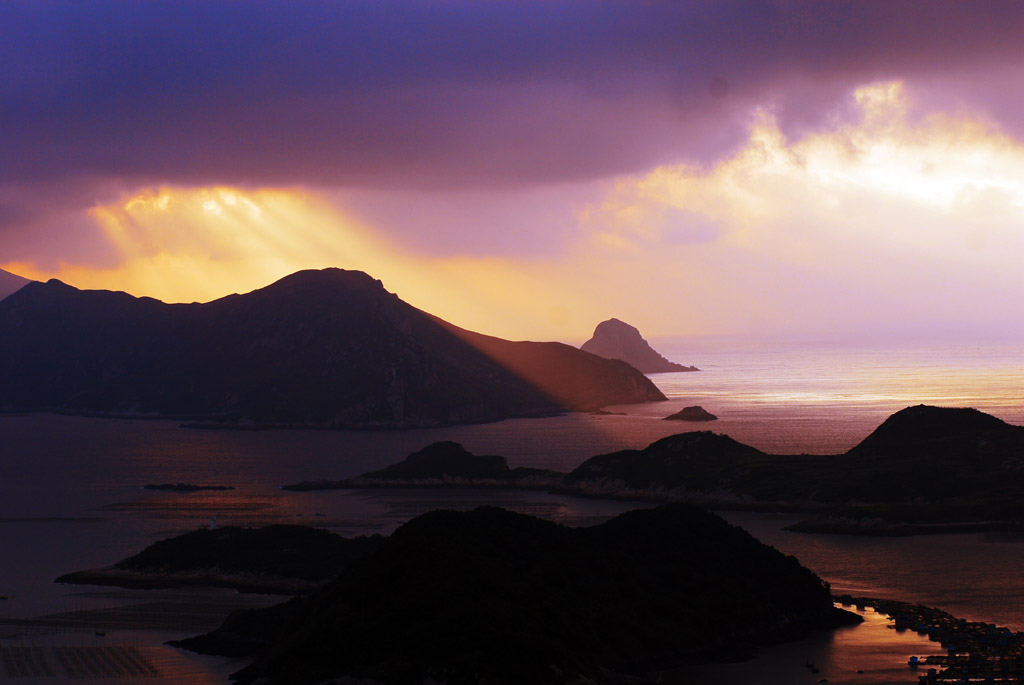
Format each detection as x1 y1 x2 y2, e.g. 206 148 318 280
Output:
179 505 852 685
848 404 1022 457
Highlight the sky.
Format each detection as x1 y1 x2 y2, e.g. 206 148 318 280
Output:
2 1 1023 343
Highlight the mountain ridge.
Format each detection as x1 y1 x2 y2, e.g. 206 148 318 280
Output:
0 268 665 427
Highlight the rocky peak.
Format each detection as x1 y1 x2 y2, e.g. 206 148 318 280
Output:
580 318 697 373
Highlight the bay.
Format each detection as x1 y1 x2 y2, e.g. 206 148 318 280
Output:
0 337 1021 682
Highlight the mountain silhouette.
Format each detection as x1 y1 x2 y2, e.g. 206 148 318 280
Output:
0 268 665 427
0 267 30 301
581 318 697 373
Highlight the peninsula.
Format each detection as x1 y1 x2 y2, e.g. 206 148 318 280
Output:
56 524 382 594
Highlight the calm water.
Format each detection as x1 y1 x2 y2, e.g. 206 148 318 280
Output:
0 338 1021 682
650 336 1024 453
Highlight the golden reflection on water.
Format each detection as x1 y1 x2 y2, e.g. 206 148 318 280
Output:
0 640 254 684
0 586 281 684
676 607 940 684
98 494 276 517
652 339 1023 422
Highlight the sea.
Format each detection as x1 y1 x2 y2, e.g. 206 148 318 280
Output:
0 337 1021 684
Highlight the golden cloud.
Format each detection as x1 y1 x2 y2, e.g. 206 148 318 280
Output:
5 81 1022 342
579 81 1024 337
3 186 617 340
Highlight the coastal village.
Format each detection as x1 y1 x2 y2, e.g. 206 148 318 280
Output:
841 597 1024 684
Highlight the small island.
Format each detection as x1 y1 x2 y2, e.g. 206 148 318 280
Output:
283 441 565 491
663 405 717 421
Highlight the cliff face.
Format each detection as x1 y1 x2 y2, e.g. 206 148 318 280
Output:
0 269 665 427
580 318 697 373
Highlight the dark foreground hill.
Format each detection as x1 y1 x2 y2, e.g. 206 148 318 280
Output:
175 505 854 684
580 318 697 373
0 268 665 427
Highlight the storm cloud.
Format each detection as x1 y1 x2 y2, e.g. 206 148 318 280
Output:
4 0 1024 193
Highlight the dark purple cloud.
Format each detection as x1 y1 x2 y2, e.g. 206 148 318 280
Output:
2 0 1024 224
0 180 118 269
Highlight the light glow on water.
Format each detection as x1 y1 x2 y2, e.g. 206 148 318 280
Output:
725 512 1024 632
679 607 941 685
638 337 1023 453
